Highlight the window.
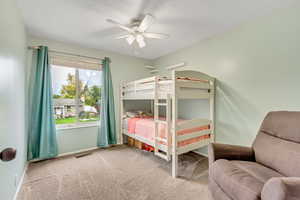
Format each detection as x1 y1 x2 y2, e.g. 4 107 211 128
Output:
52 64 102 129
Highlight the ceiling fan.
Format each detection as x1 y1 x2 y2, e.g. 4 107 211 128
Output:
106 14 169 48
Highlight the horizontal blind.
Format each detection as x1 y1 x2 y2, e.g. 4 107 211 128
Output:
50 52 102 71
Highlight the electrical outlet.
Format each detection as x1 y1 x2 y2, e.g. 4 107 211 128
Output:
14 174 18 187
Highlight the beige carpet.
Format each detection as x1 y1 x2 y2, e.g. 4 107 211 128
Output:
18 145 211 200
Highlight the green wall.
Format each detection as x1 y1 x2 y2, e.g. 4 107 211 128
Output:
56 127 98 155
0 0 28 199
153 4 300 154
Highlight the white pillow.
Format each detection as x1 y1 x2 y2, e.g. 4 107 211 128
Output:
126 111 139 118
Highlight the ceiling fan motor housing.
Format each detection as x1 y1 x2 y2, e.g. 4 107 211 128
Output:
107 14 168 48
130 20 142 30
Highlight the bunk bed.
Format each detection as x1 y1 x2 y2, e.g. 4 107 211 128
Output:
120 70 215 178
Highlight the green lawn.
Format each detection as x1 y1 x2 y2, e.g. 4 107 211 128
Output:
56 117 100 124
56 117 77 124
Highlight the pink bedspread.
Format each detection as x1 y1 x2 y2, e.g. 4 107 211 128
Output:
127 117 210 147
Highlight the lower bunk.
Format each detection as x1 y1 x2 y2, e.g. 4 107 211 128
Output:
122 116 213 175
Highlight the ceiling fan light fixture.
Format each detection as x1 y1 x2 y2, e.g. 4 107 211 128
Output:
138 40 146 48
136 34 146 48
126 35 135 45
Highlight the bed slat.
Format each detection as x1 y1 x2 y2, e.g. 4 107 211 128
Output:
177 129 211 142
122 129 168 152
177 138 211 155
176 119 211 131
155 151 170 161
177 81 210 89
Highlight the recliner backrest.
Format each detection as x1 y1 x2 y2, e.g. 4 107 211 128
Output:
253 111 300 177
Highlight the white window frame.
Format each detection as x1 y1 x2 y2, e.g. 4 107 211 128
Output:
51 55 102 130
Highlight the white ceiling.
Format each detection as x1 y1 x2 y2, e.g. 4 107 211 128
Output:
18 0 296 59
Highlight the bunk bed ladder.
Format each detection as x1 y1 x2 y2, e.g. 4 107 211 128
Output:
209 79 216 142
166 94 172 161
154 77 171 161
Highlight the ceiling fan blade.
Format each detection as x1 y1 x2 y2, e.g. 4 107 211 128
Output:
126 35 135 45
116 34 130 39
143 32 169 39
138 14 155 32
106 19 134 33
136 35 146 48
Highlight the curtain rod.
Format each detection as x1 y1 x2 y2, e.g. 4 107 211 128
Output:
28 46 106 62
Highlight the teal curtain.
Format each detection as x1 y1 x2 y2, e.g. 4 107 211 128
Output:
27 46 58 160
98 57 117 147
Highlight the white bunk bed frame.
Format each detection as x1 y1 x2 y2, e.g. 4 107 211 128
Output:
120 70 215 178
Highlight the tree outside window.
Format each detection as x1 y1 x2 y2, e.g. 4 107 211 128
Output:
52 65 102 128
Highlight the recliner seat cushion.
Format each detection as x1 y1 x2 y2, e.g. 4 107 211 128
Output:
210 159 283 200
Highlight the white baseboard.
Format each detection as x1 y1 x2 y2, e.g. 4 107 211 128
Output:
13 163 28 200
29 147 100 163
57 147 99 158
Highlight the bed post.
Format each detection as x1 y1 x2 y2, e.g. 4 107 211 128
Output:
120 82 124 144
209 79 215 142
166 94 172 161
154 76 159 155
172 70 178 178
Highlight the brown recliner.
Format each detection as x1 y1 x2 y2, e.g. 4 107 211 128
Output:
208 111 300 200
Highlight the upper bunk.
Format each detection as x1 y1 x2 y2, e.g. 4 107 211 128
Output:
121 70 215 100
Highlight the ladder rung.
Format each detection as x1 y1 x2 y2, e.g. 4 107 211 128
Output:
155 103 167 106
155 120 167 124
155 137 167 143
155 152 169 160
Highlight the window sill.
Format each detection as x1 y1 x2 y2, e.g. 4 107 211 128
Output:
56 123 100 131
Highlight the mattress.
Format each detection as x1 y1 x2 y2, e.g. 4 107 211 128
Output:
124 117 210 147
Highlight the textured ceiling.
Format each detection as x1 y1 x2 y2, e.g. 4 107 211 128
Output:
18 0 296 59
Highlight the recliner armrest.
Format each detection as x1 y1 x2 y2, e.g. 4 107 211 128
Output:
208 143 255 166
262 177 300 200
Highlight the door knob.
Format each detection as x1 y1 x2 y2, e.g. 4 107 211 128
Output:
0 148 17 162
